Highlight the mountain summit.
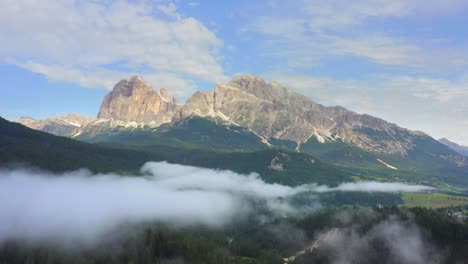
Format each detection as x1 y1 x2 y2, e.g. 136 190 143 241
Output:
98 75 181 125
175 74 421 155
19 75 468 169
18 114 94 136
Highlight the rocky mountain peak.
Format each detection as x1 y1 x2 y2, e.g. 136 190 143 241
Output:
175 75 426 154
19 113 93 137
230 74 268 89
111 75 152 98
224 75 306 105
97 76 181 124
59 113 93 127
20 74 446 156
19 116 36 124
160 88 169 98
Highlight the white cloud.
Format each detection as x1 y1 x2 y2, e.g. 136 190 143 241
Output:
304 0 411 30
239 17 307 40
14 61 124 90
156 2 180 18
144 73 198 99
0 161 432 245
328 35 419 65
242 18 421 67
0 0 227 96
13 60 197 99
0 162 299 244
241 0 468 70
303 0 467 31
318 219 441 264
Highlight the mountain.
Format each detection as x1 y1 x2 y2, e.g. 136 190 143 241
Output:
1 116 349 186
175 75 423 155
19 114 93 137
20 75 182 138
172 75 468 182
439 138 468 156
21 74 422 155
0 116 156 173
17 74 468 186
98 75 181 125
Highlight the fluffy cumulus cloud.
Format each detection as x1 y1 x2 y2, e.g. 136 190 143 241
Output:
0 161 432 245
0 0 226 96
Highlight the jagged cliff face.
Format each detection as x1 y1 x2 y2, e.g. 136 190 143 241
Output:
98 75 181 125
175 75 419 154
174 75 332 142
19 75 433 155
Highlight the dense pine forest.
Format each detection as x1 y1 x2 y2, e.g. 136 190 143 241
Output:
0 207 466 264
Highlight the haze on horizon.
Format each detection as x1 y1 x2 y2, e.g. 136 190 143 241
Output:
1 0 468 145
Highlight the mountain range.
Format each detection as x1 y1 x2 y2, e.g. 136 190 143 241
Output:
439 138 468 156
18 74 468 187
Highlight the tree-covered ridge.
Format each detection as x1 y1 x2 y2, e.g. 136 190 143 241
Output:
0 207 466 264
0 116 351 186
0 117 157 173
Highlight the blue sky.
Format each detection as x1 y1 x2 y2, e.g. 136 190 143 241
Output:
1 0 468 144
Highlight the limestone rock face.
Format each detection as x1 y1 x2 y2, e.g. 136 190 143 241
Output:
175 75 421 154
98 75 181 125
20 74 439 156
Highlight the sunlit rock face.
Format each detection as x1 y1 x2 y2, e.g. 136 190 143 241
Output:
20 74 463 159
98 75 181 125
175 74 421 155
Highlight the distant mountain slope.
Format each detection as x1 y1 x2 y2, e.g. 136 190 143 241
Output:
0 117 156 173
72 117 467 187
161 117 270 151
95 138 351 186
175 75 423 155
75 117 270 152
439 138 468 156
19 114 93 137
17 75 468 186
21 74 437 156
2 116 350 186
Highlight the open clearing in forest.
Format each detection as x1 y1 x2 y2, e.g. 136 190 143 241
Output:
403 192 468 208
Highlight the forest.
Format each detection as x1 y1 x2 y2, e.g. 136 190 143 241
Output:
0 206 466 264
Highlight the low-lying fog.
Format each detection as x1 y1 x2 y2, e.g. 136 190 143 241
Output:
0 161 433 244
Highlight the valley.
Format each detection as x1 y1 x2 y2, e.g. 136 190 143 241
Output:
18 75 468 189
2 1 468 263
2 75 467 264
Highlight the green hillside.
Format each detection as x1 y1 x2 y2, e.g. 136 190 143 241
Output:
78 117 269 152
0 117 157 173
72 117 468 187
0 117 350 186
300 134 468 187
